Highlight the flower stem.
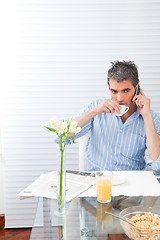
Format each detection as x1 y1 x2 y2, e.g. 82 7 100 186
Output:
58 137 66 208
58 149 63 207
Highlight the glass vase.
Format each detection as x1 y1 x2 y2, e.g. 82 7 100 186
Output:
55 146 66 216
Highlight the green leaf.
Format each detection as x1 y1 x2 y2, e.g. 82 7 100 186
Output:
71 136 75 144
45 126 57 132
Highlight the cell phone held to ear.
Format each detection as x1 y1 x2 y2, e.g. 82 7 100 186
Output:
135 84 140 96
134 84 144 106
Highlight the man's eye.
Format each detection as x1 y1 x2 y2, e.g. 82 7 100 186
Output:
124 89 129 93
111 90 117 94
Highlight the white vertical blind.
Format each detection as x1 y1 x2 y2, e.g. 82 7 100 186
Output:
0 130 4 214
2 0 160 227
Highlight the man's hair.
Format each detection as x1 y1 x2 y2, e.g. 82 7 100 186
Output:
107 60 139 87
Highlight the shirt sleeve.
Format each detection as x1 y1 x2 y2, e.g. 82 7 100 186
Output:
54 99 103 145
145 110 160 171
73 100 97 139
73 98 105 140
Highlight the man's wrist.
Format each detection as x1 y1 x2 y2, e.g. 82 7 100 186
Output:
143 112 152 123
90 107 99 117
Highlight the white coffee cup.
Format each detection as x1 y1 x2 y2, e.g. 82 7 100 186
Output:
114 105 129 116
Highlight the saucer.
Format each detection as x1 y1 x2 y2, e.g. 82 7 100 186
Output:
112 175 126 186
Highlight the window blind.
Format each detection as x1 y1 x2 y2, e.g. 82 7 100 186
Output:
2 0 160 227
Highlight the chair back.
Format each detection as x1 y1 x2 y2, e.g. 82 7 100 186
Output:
78 132 90 170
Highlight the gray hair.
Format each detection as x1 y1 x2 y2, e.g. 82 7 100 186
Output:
107 60 139 87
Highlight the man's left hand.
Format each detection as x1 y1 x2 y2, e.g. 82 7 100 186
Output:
132 88 151 119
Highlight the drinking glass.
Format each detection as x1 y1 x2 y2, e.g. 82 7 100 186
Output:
96 172 112 203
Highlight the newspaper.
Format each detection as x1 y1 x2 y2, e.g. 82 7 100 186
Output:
17 171 95 202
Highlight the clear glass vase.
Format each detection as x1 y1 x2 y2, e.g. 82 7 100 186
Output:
55 146 66 216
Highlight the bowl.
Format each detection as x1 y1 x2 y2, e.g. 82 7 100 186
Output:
119 205 160 240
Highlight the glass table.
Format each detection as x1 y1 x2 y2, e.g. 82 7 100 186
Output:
30 195 160 240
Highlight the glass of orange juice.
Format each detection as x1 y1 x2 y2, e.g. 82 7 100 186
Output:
96 171 112 203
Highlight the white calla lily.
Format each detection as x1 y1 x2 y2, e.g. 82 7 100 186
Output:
49 117 59 129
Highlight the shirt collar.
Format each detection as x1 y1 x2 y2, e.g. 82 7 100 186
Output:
123 108 141 126
130 107 141 119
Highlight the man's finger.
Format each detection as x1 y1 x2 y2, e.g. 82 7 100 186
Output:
107 102 121 113
105 106 112 113
140 88 145 96
132 95 138 102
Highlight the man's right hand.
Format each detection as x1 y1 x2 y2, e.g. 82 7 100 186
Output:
94 99 121 115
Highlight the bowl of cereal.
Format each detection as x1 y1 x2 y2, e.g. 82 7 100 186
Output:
119 206 160 240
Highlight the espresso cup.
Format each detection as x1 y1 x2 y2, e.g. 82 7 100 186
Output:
114 105 129 116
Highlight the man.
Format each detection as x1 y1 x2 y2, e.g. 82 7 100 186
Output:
71 61 160 171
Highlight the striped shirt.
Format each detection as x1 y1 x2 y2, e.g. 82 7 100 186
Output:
75 99 160 171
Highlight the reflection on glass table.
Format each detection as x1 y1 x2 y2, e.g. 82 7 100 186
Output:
30 196 160 240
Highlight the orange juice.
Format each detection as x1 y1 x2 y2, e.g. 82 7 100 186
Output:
96 202 112 222
96 179 112 203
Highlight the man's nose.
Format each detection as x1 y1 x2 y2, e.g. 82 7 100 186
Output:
116 94 123 102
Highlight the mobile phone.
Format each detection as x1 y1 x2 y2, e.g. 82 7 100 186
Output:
135 84 140 96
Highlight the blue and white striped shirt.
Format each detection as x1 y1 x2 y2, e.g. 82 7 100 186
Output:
75 99 160 171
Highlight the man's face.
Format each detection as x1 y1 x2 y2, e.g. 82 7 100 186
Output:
108 79 137 108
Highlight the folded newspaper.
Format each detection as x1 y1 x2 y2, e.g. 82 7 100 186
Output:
17 171 95 202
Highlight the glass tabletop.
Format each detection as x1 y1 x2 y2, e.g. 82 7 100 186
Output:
30 195 160 240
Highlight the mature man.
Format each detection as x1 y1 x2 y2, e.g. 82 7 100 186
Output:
71 61 160 171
